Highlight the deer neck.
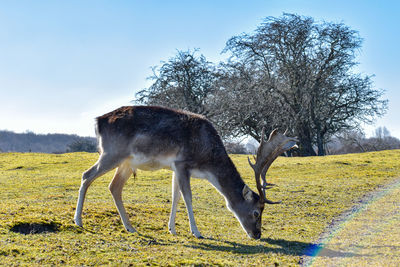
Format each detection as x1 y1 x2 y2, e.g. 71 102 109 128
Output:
205 157 247 209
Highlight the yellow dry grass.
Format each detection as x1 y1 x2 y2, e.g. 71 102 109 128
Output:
0 150 399 266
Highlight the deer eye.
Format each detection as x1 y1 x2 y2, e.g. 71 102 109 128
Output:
253 211 260 218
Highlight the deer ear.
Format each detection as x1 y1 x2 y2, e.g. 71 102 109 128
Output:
242 185 253 201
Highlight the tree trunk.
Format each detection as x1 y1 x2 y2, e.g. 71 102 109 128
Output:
298 126 317 156
316 133 325 156
299 138 316 156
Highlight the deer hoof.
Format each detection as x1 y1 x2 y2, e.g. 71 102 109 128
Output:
169 228 177 235
74 217 83 227
192 231 204 239
126 226 137 233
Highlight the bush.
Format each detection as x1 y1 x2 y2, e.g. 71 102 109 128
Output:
66 139 97 153
224 141 248 154
328 127 400 155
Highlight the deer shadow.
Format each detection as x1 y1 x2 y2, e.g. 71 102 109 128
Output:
185 237 365 258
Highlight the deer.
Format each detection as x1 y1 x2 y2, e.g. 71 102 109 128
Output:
74 106 297 239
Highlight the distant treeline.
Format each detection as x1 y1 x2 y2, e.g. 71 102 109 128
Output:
1 127 399 155
0 130 97 153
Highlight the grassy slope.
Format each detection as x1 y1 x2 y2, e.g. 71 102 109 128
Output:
0 150 399 266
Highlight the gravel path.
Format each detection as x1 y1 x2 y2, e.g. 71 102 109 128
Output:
303 178 400 266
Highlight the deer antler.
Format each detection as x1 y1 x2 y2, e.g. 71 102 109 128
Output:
248 128 298 205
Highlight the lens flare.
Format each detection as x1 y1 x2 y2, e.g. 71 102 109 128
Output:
303 178 400 266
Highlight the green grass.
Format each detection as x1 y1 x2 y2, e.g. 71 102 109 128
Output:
0 150 400 266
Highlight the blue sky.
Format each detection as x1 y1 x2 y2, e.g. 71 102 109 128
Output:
1 0 399 137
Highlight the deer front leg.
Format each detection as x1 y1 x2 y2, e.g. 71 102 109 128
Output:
75 153 121 227
174 164 203 238
109 161 136 233
168 172 180 235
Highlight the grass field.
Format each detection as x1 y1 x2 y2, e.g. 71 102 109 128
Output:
1 150 400 266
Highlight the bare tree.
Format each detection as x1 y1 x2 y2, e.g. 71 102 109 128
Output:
135 49 217 117
134 14 387 156
330 127 400 154
334 129 366 154
222 13 388 156
212 60 291 141
374 126 391 139
366 127 400 151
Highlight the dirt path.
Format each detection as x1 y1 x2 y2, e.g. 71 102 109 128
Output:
303 178 400 266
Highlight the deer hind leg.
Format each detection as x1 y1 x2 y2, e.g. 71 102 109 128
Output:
168 172 181 235
174 163 203 238
109 160 136 233
74 153 123 228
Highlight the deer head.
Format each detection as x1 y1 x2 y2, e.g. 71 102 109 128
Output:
245 129 298 236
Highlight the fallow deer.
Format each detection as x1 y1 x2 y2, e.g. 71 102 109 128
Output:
74 106 297 239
